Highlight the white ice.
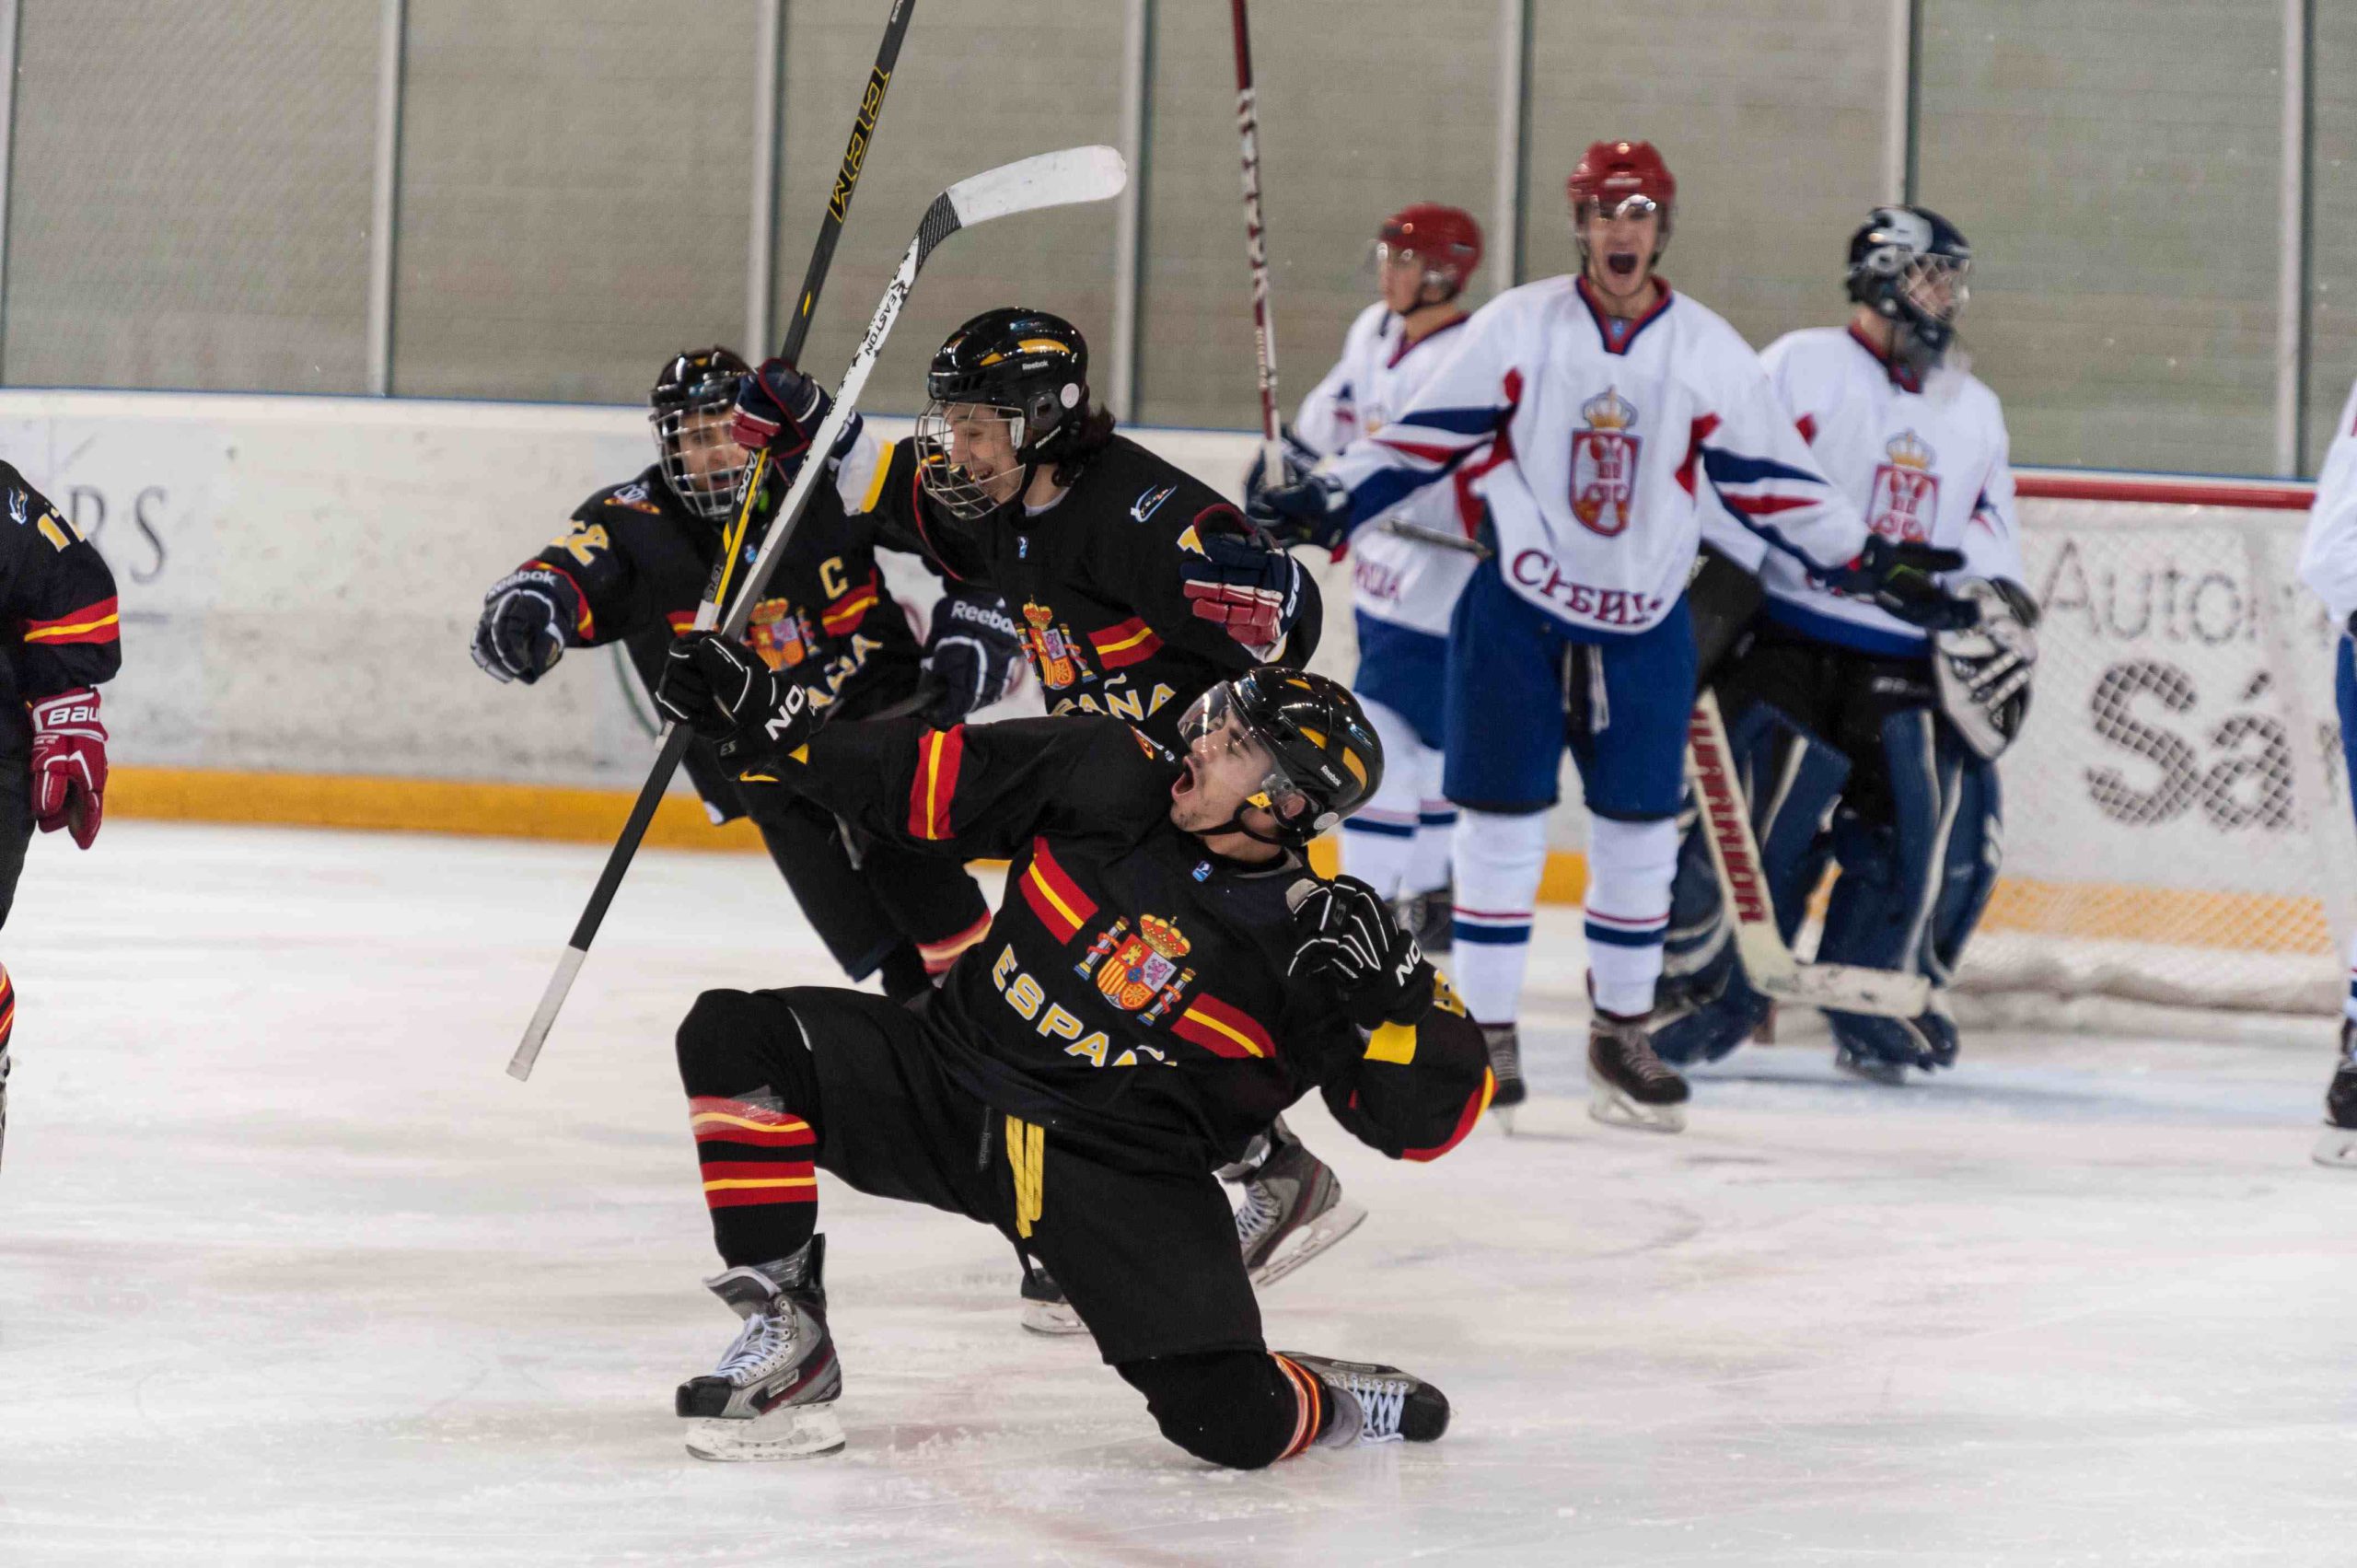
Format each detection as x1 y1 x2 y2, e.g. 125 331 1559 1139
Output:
3 822 2351 1566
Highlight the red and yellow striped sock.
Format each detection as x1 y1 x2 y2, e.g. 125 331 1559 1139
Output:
689 1095 818 1265
1271 1353 1328 1460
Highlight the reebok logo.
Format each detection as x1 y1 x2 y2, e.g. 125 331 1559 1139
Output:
947 598 1019 639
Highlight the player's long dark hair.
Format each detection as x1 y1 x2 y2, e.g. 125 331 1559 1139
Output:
1049 403 1119 487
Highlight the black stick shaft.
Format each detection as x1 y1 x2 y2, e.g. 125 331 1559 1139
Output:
509 0 916 1079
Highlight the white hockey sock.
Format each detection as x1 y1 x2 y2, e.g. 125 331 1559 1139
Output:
1340 697 1431 901
1583 815 1679 1018
1406 796 1456 900
1450 808 1550 1025
2343 929 2357 1026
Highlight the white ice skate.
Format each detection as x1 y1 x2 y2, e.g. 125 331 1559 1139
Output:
676 1237 845 1460
1018 1256 1088 1337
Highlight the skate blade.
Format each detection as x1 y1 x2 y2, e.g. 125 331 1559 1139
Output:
1585 1078 1687 1135
685 1403 846 1461
1247 1200 1368 1290
1833 1053 1910 1087
1020 1296 1090 1337
2311 1125 2357 1168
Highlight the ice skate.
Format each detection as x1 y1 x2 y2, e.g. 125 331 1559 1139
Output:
676 1237 845 1460
1481 1023 1526 1129
1395 880 1453 956
1019 1255 1087 1336
1586 1010 1689 1132
1277 1352 1450 1446
2313 1020 2357 1168
1234 1121 1367 1288
1833 1041 1910 1086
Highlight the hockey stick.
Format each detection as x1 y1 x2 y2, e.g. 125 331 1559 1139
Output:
507 145 1131 1081
1229 0 1284 480
1686 690 1932 1017
700 0 914 663
1375 518 1492 558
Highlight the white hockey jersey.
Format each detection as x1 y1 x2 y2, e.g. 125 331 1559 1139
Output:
1756 326 2024 655
1325 275 1868 637
1295 301 1481 638
2297 377 2357 627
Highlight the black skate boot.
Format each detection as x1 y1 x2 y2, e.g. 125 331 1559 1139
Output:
1480 1024 1526 1121
2313 1019 2357 1168
1277 1353 1451 1447
676 1236 845 1460
1018 1254 1087 1337
1233 1119 1367 1289
1587 1009 1689 1133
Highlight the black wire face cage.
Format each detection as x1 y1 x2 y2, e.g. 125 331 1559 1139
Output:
651 387 751 524
1855 242 1971 358
913 400 1029 522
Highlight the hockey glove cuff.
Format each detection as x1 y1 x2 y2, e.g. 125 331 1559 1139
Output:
920 586 1027 726
470 566 580 685
655 632 834 763
731 358 833 461
1245 470 1352 552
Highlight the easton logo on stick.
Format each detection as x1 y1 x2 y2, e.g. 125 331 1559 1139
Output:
1688 708 1772 923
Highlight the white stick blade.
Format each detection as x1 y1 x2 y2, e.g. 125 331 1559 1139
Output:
508 946 588 1081
946 145 1127 228
1757 964 1932 1018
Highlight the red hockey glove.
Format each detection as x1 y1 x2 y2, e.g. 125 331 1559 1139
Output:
29 688 106 850
1178 523 1307 653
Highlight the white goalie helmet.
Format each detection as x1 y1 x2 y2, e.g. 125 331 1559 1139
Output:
1932 577 2038 761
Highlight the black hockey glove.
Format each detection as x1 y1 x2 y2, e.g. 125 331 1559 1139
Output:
1287 875 1436 1031
470 566 579 685
1178 523 1308 651
1826 536 1975 631
731 357 860 468
1242 424 1320 514
655 631 833 763
920 585 1026 726
1246 469 1352 552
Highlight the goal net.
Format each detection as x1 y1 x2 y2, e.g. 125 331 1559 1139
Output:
1955 472 2356 1016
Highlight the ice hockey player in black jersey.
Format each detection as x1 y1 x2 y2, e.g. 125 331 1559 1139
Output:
731 311 1360 1323
469 348 1018 1001
650 643 1490 1464
0 463 122 1168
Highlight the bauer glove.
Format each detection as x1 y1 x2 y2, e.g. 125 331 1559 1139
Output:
29 688 106 850
1287 875 1435 1031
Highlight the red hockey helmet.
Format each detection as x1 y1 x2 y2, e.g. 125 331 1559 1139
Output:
1567 140 1677 231
1376 203 1484 298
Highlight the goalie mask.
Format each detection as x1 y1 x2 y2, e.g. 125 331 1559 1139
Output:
650 346 754 524
1848 205 1972 373
915 308 1090 523
1933 577 2038 761
1176 669 1383 849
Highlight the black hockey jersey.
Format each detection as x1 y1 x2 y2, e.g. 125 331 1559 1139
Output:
778 712 1490 1172
516 464 924 816
854 434 1320 749
0 462 122 714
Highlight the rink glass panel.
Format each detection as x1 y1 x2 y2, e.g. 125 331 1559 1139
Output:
1131 0 1502 432
389 0 758 403
2304 2 2356 474
1915 0 2282 477
1518 0 1889 355
2 0 377 393
769 2 1121 420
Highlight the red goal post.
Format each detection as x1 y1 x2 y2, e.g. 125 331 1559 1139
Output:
1958 468 2356 1016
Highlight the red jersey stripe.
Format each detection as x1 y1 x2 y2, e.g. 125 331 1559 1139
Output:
1017 837 1097 940
1403 1071 1495 1163
1088 617 1164 670
21 595 121 645
1172 993 1274 1060
906 726 966 840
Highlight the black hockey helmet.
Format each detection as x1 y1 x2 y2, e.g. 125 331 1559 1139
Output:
1178 668 1384 848
1847 205 1971 366
915 308 1090 521
650 346 753 523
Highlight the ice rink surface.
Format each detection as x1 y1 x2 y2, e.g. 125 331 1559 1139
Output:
4 822 2351 1566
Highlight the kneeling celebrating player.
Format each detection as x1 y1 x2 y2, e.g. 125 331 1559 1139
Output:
650 643 1492 1465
